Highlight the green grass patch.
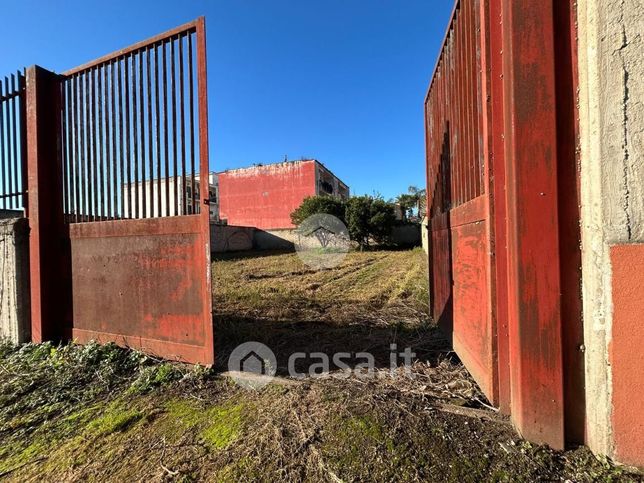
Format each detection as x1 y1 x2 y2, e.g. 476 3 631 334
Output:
86 403 145 436
164 398 248 450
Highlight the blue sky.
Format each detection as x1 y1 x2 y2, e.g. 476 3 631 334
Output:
2 1 452 200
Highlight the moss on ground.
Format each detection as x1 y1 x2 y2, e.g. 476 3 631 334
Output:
86 402 145 436
164 398 247 450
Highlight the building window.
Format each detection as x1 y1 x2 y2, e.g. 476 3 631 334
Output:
320 180 334 194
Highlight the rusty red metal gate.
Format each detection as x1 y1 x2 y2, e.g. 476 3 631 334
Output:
27 19 214 365
425 0 495 402
0 71 26 215
425 0 583 449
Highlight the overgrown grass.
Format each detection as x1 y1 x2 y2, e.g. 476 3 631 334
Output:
0 250 640 481
213 248 430 324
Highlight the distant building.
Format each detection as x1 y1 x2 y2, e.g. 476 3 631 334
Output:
124 173 219 221
218 159 349 230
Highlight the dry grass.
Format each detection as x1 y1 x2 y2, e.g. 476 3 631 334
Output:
213 248 429 323
0 249 640 482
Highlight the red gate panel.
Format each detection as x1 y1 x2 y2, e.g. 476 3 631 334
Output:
425 0 498 403
70 217 212 363
449 197 494 398
26 19 215 365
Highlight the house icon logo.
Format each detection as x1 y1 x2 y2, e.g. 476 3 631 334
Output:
227 342 277 389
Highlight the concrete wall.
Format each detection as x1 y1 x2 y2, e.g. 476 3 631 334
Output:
211 224 255 253
252 226 421 251
421 217 429 254
577 0 644 466
391 224 421 247
0 210 24 220
253 229 297 251
0 217 30 343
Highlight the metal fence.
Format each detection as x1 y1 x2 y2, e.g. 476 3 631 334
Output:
0 71 26 212
425 0 483 216
60 23 203 223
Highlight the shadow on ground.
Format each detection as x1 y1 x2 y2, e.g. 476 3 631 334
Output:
213 314 453 376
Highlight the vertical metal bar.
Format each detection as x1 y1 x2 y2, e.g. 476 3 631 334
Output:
472 0 483 196
92 68 99 220
445 31 459 208
501 0 565 449
7 76 14 209
124 55 132 218
110 62 118 219
468 0 476 201
132 54 140 219
3 77 9 209
155 43 162 217
466 0 476 200
118 59 125 219
479 0 506 410
104 65 112 219
196 17 214 364
82 72 89 221
457 10 468 205
80 73 87 221
62 78 70 218
84 71 89 220
188 32 195 215
71 75 79 222
12 74 20 209
0 79 5 210
450 29 459 208
171 36 178 216
20 71 28 212
453 15 461 206
179 33 187 216
163 41 170 217
465 0 477 199
462 1 472 203
97 66 105 219
25 66 67 343
87 69 94 220
139 50 147 219
446 33 453 209
439 39 445 210
6 75 16 209
147 47 154 217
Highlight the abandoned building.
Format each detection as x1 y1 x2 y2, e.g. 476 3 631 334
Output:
217 159 349 229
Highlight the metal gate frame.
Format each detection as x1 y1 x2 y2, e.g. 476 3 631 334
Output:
26 18 215 365
425 0 583 449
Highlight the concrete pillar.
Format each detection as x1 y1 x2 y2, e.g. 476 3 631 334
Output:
577 0 644 467
0 217 30 343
